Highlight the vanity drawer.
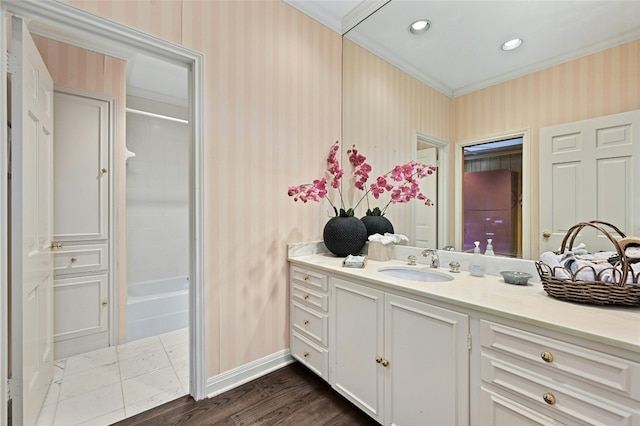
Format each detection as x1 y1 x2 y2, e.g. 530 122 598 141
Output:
480 320 640 400
53 243 108 276
291 266 327 292
481 354 639 426
292 283 328 312
292 302 328 345
291 332 328 380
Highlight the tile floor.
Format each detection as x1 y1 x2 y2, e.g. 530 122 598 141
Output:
36 328 189 426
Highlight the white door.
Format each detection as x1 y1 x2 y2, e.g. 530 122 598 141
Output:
10 16 55 426
384 294 469 426
330 278 384 423
539 110 640 254
53 90 110 242
415 147 437 248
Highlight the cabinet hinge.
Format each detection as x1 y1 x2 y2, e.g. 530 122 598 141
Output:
467 333 472 350
7 52 19 75
6 378 12 400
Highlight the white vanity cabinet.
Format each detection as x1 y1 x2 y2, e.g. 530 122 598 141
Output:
478 320 640 425
288 254 640 426
330 277 470 426
289 266 329 380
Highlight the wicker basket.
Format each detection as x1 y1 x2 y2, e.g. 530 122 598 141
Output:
535 221 640 306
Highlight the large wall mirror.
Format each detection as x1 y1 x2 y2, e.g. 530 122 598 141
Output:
341 0 640 259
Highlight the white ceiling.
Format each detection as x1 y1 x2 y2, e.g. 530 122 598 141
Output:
286 0 640 97
127 53 189 104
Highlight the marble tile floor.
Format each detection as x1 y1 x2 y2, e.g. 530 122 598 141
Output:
36 328 189 426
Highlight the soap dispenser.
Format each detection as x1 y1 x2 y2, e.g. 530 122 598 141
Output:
485 239 495 256
470 241 485 277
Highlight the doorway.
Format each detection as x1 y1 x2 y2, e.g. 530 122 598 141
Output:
462 137 523 257
454 131 531 258
413 132 450 249
1 1 206 424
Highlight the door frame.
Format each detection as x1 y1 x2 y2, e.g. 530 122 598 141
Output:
414 131 449 249
0 0 207 415
454 129 531 259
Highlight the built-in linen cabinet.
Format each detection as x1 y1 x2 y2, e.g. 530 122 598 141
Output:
52 88 112 359
330 277 469 426
290 266 329 380
479 320 640 425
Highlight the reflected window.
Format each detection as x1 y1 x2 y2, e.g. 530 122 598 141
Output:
462 138 522 257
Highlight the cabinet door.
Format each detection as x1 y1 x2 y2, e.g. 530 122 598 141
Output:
54 274 109 359
331 278 384 423
53 90 110 241
385 294 470 426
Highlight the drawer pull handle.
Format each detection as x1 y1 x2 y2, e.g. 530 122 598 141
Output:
540 351 554 363
303 294 309 300
70 257 78 263
303 275 309 281
542 392 556 405
375 356 383 364
303 351 309 358
381 359 390 367
303 320 309 325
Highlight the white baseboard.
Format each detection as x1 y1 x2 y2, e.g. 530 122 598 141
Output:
205 349 294 398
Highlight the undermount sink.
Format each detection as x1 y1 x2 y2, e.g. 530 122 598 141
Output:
378 267 454 282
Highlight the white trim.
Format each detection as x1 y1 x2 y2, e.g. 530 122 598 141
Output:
415 132 450 249
0 8 9 423
454 130 531 259
342 1 390 35
206 350 295 398
283 0 389 35
1 1 207 416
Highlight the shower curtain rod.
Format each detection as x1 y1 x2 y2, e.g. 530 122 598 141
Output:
125 107 189 124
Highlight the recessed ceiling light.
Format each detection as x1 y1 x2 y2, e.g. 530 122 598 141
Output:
409 19 431 35
501 38 523 51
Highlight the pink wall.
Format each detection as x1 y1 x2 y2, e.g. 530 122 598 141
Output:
452 39 640 254
342 39 449 232
64 0 342 377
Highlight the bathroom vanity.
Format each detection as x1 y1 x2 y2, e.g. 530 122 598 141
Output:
288 245 640 426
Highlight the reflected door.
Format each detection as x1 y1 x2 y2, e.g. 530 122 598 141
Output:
539 110 640 253
415 147 437 248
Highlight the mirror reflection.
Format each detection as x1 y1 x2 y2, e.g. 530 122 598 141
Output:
462 138 522 257
341 1 640 259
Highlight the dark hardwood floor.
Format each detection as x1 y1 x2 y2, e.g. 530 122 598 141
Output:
113 361 379 425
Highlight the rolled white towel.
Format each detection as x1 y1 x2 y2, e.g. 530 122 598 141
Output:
539 251 570 279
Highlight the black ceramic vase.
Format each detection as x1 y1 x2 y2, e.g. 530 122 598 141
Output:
360 215 394 237
323 216 368 257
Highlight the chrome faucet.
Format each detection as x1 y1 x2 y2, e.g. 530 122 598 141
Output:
422 248 439 268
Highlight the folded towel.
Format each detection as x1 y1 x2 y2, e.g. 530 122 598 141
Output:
343 254 367 268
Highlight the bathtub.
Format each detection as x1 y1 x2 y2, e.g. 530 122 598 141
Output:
126 276 189 341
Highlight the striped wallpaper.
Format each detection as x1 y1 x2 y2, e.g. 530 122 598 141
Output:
342 39 450 239
65 0 342 377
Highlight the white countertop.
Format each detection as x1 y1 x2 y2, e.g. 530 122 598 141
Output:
289 252 640 354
